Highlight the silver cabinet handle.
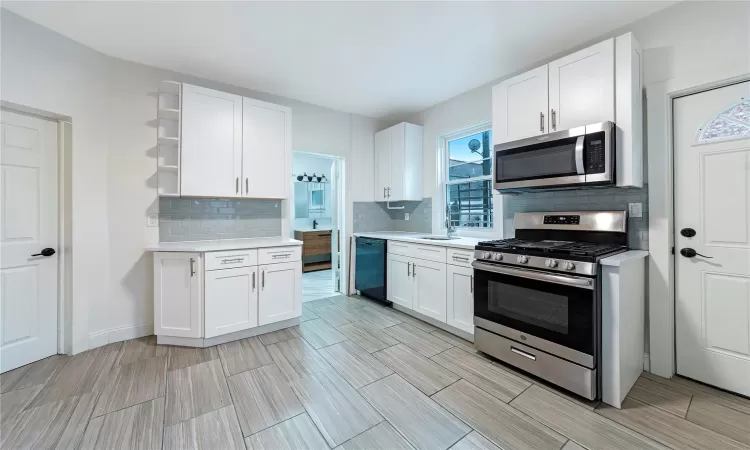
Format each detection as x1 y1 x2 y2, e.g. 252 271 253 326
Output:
470 275 473 293
540 112 545 132
574 135 585 175
245 178 249 194
235 177 239 194
262 270 265 289
511 347 536 361
272 253 290 259
190 258 195 276
252 271 256 290
383 187 387 199
452 256 469 262
407 262 411 276
221 258 244 264
387 187 391 197
412 263 416 277
551 109 557 131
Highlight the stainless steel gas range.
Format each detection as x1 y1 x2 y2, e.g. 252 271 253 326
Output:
471 211 627 400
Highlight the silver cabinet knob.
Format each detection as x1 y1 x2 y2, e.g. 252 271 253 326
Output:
563 261 576 271
517 255 528 264
545 259 558 268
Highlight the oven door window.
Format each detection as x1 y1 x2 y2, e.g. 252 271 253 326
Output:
496 136 579 183
474 268 594 356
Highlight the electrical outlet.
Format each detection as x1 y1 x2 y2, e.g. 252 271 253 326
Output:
405 213 410 220
628 203 643 218
146 214 159 227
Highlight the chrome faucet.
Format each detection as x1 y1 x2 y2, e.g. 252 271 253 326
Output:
445 205 457 238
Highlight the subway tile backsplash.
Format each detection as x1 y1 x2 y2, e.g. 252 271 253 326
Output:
159 197 282 242
353 198 432 233
502 185 649 249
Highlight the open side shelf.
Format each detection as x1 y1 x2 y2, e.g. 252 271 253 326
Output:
157 81 182 197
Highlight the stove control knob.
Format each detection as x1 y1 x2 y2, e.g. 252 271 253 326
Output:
563 261 576 271
546 259 558 268
483 252 492 259
493 253 503 261
517 255 529 264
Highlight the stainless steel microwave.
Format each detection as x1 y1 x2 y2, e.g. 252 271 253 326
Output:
494 121 615 191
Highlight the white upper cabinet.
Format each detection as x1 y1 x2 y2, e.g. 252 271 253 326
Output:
374 122 423 202
243 98 291 199
548 39 614 132
493 65 549 145
181 84 243 197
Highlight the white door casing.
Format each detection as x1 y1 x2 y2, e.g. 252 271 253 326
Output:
446 265 474 334
1 111 59 373
387 253 413 310
205 266 258 338
492 65 549 144
413 258 447 322
180 84 242 198
242 98 290 199
674 81 750 396
258 262 301 326
548 39 615 132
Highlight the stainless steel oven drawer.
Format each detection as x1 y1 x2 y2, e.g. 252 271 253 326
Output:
474 327 596 400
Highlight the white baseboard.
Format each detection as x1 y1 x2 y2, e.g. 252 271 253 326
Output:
643 352 651 372
88 324 154 350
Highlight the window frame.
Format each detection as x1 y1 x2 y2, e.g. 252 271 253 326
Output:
437 121 501 238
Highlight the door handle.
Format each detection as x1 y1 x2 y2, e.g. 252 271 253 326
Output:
190 258 195 276
574 136 585 175
680 248 713 259
540 112 545 132
680 228 696 237
31 248 56 257
551 109 557 131
407 262 411 276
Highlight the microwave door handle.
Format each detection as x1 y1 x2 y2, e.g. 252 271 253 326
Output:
575 136 585 175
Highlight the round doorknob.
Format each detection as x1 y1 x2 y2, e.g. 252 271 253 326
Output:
31 248 56 257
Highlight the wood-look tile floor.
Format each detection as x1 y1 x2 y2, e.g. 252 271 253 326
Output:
2 294 750 450
302 269 336 303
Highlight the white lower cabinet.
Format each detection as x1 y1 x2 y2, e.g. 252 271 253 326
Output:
387 253 414 309
413 259 447 322
258 261 302 326
205 266 258 338
154 252 203 338
446 265 474 334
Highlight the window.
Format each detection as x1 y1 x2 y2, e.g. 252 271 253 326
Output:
444 126 493 228
697 98 750 143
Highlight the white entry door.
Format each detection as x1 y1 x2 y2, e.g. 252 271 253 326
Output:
1 111 59 372
674 81 750 396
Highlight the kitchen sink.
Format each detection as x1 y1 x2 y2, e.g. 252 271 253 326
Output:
418 236 460 240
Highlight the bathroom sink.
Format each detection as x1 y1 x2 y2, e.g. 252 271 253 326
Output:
418 236 460 240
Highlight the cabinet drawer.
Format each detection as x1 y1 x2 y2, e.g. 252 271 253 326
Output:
258 246 302 265
387 241 416 258
412 244 446 263
447 248 475 268
205 249 258 271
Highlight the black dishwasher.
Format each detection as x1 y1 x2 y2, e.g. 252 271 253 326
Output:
355 237 390 305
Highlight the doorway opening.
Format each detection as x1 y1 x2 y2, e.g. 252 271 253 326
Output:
291 152 345 303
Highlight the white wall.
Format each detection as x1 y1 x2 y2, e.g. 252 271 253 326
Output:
1 10 379 350
407 0 750 236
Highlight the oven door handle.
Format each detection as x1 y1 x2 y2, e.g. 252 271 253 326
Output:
574 135 585 175
471 261 594 290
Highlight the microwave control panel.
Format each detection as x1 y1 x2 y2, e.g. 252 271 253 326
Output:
585 136 606 174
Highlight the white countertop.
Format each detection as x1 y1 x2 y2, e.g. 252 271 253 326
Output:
600 250 649 267
295 227 332 232
353 232 484 250
146 237 302 253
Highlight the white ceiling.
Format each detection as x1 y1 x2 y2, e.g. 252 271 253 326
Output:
4 1 674 118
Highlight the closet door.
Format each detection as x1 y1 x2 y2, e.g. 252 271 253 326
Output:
181 84 242 197
242 98 291 199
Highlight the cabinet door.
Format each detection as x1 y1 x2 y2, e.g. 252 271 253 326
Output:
374 128 390 201
154 252 202 338
387 253 413 309
258 262 302 325
413 259 447 322
549 39 614 132
388 124 406 201
446 265 474 334
492 65 548 145
181 84 243 197
243 98 291 199
205 266 258 338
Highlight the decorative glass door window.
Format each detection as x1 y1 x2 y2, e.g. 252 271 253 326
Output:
697 98 750 143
